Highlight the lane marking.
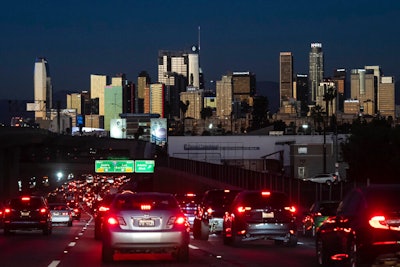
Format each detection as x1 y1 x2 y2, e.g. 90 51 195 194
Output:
48 260 60 267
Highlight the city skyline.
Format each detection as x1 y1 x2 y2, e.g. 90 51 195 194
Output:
1 1 400 101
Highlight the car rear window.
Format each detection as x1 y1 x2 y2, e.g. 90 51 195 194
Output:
240 192 289 208
50 204 69 210
10 198 43 209
204 190 240 206
112 194 179 211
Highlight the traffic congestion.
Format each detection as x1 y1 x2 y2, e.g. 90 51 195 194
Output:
0 172 399 267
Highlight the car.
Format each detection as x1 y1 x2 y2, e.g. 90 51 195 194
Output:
316 184 400 267
49 203 73 226
193 189 241 240
174 193 202 230
301 200 340 237
222 190 298 247
3 195 52 235
93 193 116 240
68 201 81 220
303 173 340 185
101 192 190 263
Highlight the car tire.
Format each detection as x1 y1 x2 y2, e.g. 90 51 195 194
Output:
326 180 332 186
193 218 209 240
316 237 332 266
3 226 11 236
68 221 73 227
94 223 102 240
101 243 114 263
285 235 298 247
175 244 189 262
43 226 51 235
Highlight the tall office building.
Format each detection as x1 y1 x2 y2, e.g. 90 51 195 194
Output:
332 69 346 112
148 83 165 118
216 75 233 118
90 74 109 116
379 76 395 119
137 71 151 113
104 85 123 131
351 68 376 115
308 43 324 104
232 72 256 102
294 74 308 116
34 57 52 120
279 52 293 106
180 88 204 120
158 49 200 118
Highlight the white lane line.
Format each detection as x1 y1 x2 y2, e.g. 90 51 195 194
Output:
68 241 76 247
189 244 199 249
48 260 60 267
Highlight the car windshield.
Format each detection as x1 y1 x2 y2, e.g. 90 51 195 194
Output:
315 202 339 215
112 194 179 211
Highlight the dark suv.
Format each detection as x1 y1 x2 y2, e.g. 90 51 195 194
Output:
193 189 241 240
222 190 298 247
3 195 52 235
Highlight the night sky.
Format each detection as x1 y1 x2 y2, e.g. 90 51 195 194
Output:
1 0 399 101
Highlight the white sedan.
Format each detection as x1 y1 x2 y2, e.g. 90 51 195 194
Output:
303 173 339 185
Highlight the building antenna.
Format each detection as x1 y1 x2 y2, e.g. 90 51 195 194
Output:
198 26 201 54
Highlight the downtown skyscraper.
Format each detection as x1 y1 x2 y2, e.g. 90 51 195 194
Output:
279 52 293 106
308 43 324 105
33 57 52 120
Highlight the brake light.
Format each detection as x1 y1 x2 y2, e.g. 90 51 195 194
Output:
98 206 109 212
237 206 251 213
40 208 47 214
175 216 186 225
207 207 213 214
284 206 296 213
368 215 400 230
107 216 126 226
186 193 195 197
4 208 11 214
141 204 151 211
21 197 30 201
261 191 271 196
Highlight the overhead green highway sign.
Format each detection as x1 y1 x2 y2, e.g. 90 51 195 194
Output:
134 160 155 173
95 160 134 173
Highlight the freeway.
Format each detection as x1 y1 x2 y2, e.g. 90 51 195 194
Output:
0 211 318 267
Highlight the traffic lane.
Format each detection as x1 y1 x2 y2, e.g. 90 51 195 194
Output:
0 219 87 267
57 226 318 267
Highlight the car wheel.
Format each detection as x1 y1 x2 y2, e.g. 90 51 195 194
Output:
316 237 332 266
230 231 242 247
193 218 209 240
326 180 332 186
94 223 102 240
3 226 11 236
175 244 189 262
101 243 114 263
43 226 51 235
68 221 73 227
285 235 298 247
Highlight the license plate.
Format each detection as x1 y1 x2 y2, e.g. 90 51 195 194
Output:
262 212 274 218
138 219 155 227
21 211 30 216
53 212 60 215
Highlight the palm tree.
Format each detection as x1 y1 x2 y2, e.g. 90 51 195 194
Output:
310 105 325 134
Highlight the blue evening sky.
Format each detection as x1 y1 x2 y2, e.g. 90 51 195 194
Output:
0 0 399 100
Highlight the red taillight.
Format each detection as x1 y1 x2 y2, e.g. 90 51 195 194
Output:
368 215 399 230
40 208 47 214
107 217 119 225
237 206 251 213
21 197 30 201
284 206 296 213
98 206 109 212
261 191 271 196
4 208 11 214
186 193 195 197
141 204 151 211
107 216 126 226
175 216 186 225
74 208 79 213
206 207 213 214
